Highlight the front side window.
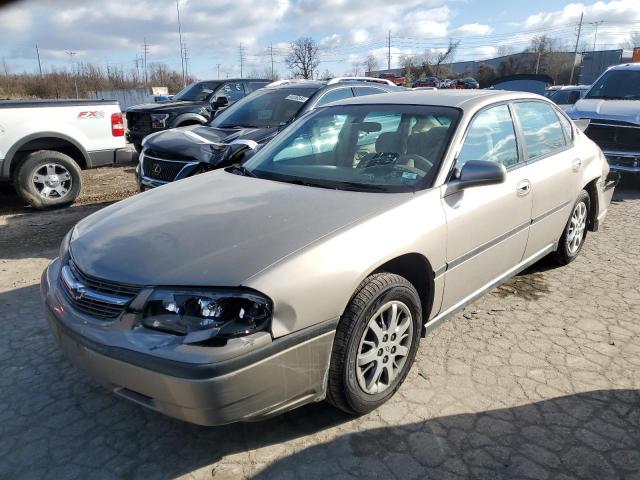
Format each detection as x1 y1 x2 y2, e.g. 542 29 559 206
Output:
242 104 460 192
586 69 640 100
217 82 245 103
211 87 317 129
314 88 354 107
513 101 566 160
457 104 519 168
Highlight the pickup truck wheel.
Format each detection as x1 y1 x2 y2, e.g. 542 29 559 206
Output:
14 150 82 209
327 273 421 415
554 190 590 265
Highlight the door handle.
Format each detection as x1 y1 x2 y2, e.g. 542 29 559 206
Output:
572 158 582 171
516 179 531 196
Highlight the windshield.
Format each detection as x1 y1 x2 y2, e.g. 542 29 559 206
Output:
586 70 640 100
211 87 317 128
173 81 222 102
241 104 460 192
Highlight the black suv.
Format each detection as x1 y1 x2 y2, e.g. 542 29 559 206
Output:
138 77 401 189
126 79 269 151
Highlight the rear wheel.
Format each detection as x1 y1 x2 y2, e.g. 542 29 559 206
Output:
14 150 82 209
554 190 590 265
326 273 422 415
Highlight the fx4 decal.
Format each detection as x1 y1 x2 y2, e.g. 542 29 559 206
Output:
77 111 105 119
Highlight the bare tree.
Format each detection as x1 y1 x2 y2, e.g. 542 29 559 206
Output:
621 32 640 49
497 45 514 57
363 53 379 75
285 37 320 79
319 69 335 80
432 39 460 77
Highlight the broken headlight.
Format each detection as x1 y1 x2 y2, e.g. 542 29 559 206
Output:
141 289 272 341
150 113 170 129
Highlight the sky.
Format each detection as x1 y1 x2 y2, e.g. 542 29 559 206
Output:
0 0 638 80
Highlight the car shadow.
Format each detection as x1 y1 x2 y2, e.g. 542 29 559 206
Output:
1 285 638 479
252 388 639 479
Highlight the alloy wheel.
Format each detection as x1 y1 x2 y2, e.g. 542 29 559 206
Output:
356 300 414 394
32 163 73 199
567 201 587 255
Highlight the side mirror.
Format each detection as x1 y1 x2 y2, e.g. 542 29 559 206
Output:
214 96 229 108
447 160 506 194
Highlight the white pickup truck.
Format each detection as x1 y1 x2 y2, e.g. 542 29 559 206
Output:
0 99 129 209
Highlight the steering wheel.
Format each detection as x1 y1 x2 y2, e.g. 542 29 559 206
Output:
397 153 434 172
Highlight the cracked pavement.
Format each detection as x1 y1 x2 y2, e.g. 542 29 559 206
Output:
0 179 639 479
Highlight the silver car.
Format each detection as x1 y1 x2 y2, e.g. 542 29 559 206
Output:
41 90 617 426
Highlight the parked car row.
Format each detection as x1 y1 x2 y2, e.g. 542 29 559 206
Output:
42 87 617 426
136 77 401 189
412 77 479 89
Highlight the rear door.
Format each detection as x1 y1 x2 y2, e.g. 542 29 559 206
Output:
511 101 578 258
440 103 533 312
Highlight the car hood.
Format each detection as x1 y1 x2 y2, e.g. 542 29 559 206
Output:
569 98 640 125
70 170 409 287
127 101 206 114
144 124 279 164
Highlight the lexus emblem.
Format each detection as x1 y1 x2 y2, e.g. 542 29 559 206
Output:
152 163 162 175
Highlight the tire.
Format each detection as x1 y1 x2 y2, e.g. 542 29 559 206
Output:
553 189 591 265
326 273 422 415
13 150 82 209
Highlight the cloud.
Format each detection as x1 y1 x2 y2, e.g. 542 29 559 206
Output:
452 23 493 36
523 0 640 28
0 4 31 35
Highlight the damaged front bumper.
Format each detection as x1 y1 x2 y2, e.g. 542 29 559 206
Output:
41 258 336 426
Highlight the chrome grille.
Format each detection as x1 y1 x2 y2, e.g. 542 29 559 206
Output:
59 260 141 320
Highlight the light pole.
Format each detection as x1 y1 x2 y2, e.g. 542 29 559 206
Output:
65 51 78 99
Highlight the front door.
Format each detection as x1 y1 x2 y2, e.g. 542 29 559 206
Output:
440 103 533 312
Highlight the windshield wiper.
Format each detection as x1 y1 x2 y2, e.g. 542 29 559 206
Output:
286 178 335 189
333 181 391 192
227 164 257 178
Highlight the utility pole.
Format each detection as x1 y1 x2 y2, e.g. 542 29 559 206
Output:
269 42 274 79
387 30 391 70
239 43 245 78
183 43 189 79
143 38 149 86
589 21 604 50
569 12 584 85
65 51 79 99
216 63 221 79
176 0 186 87
35 44 43 77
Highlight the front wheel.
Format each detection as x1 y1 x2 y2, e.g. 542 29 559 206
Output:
14 150 82 209
326 273 422 415
553 189 590 265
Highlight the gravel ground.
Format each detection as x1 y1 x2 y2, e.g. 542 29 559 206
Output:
0 169 639 480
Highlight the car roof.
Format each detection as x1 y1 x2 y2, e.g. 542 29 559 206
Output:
264 80 399 92
607 63 640 71
326 89 542 109
198 78 270 83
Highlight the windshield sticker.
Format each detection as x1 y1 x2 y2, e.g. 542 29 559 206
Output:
285 94 309 103
401 171 418 180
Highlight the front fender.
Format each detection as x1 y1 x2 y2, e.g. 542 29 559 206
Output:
169 113 208 128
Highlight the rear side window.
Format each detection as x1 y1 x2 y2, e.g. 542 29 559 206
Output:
353 86 387 96
457 104 519 168
513 101 566 159
315 88 353 107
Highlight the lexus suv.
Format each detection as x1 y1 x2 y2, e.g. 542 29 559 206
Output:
42 90 616 426
125 79 269 151
137 77 401 189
